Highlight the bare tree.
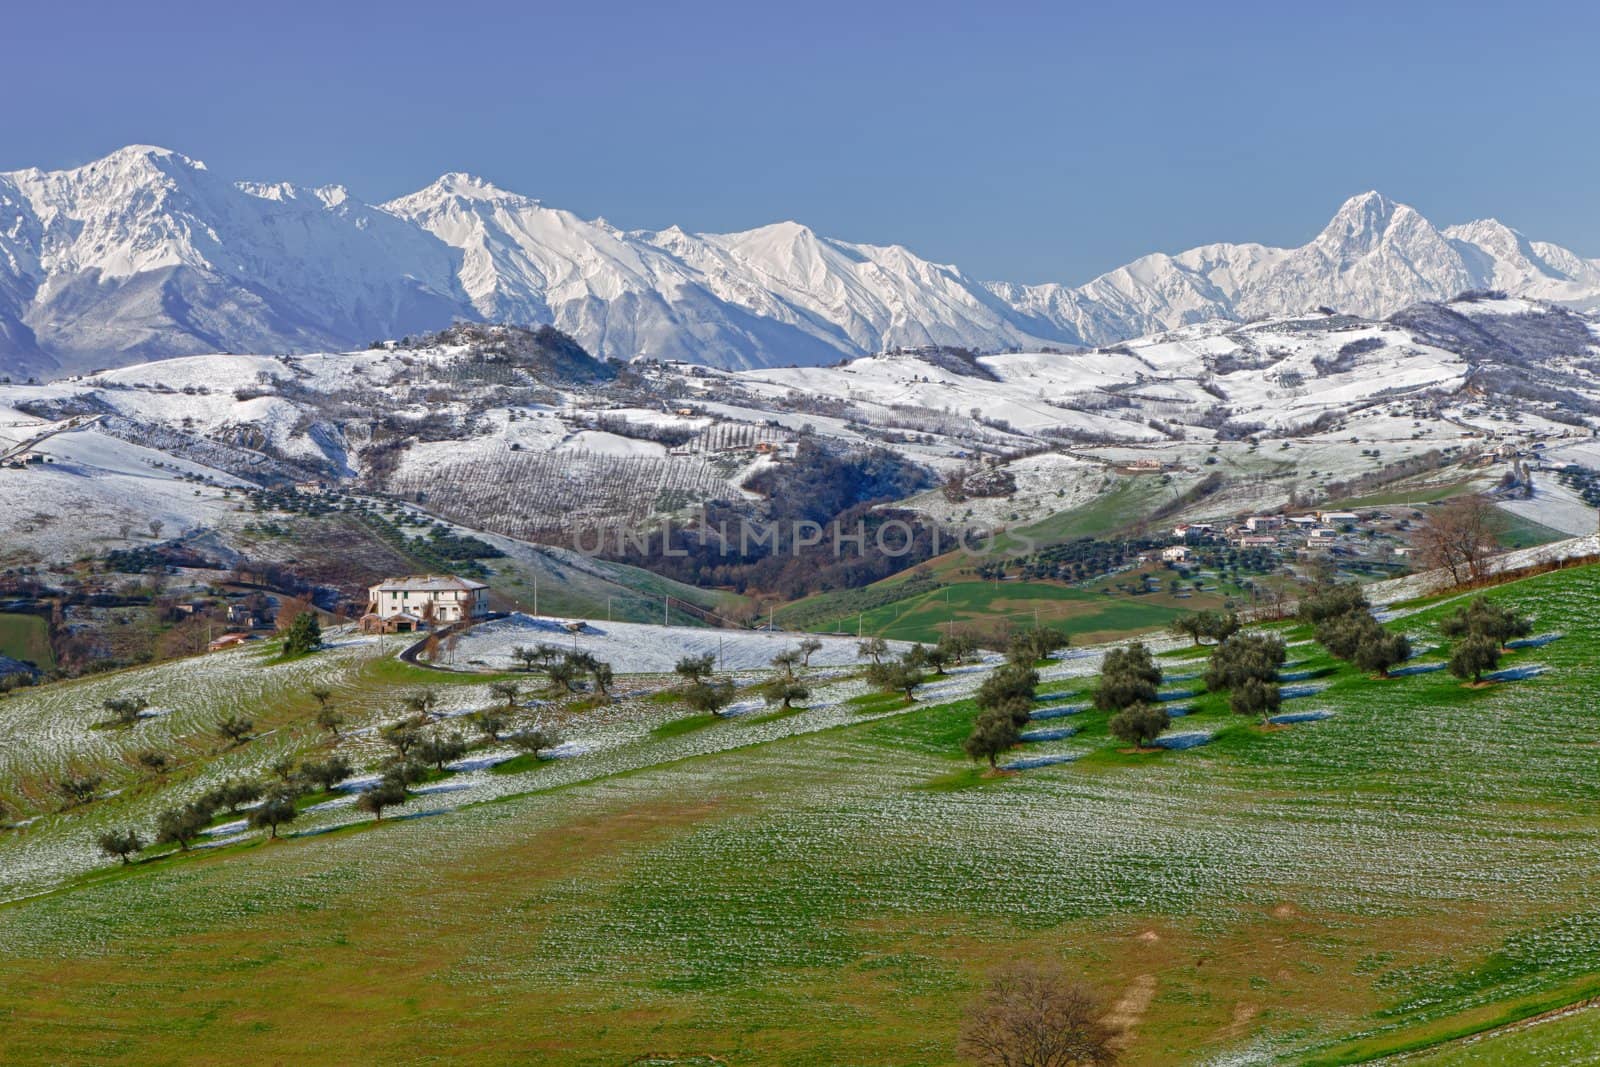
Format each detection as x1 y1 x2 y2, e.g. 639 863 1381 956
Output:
1414 495 1503 587
958 962 1117 1067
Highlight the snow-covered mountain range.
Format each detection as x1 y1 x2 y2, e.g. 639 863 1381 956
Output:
4 145 1600 377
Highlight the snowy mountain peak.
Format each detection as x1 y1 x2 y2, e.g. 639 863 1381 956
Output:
89 143 207 174
389 172 533 210
1313 191 1423 254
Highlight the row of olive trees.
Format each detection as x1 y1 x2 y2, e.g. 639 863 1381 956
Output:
1300 583 1410 677
507 644 616 697
1096 642 1170 748
1302 581 1531 685
1205 633 1287 723
100 751 354 863
962 662 1039 768
1442 596 1533 684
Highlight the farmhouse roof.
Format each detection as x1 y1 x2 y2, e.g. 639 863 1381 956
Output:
372 574 489 592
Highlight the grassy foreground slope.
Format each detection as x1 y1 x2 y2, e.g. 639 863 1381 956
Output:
1 566 1599 1063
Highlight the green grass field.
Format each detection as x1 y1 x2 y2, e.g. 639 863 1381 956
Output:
1493 511 1571 550
795 578 1200 644
1004 475 1161 547
3 566 1600 1063
785 563 1262 646
1325 477 1485 510
0 612 52 670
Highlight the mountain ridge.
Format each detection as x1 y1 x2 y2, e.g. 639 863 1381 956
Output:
3 147 1599 377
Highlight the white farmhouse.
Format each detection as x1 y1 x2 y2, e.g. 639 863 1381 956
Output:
362 574 490 633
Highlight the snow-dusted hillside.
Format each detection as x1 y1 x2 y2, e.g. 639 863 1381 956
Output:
3 294 1597 563
3 145 1600 376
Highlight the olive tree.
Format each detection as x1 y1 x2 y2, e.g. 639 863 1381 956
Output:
97 828 145 865
675 653 716 685
248 790 299 839
963 709 1021 770
1108 703 1171 748
356 778 408 821
1450 633 1501 685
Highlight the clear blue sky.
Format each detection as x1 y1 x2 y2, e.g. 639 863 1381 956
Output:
5 0 1597 283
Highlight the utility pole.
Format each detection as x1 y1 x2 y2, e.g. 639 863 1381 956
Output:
664 595 670 626
607 595 612 623
857 612 863 638
533 573 539 618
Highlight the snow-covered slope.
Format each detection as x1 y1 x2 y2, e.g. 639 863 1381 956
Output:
3 145 1600 376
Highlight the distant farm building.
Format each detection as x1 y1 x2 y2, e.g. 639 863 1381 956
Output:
361 575 490 633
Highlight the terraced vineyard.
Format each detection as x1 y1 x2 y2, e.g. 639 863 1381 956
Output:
2 565 1600 1064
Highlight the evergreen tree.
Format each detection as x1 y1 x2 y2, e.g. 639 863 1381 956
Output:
282 611 323 656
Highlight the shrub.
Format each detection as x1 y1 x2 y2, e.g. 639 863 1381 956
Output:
216 715 254 746
957 962 1116 1067
102 695 148 727
135 750 169 774
56 774 103 806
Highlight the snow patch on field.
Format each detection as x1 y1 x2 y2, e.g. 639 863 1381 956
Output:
1151 731 1214 750
454 614 903 675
